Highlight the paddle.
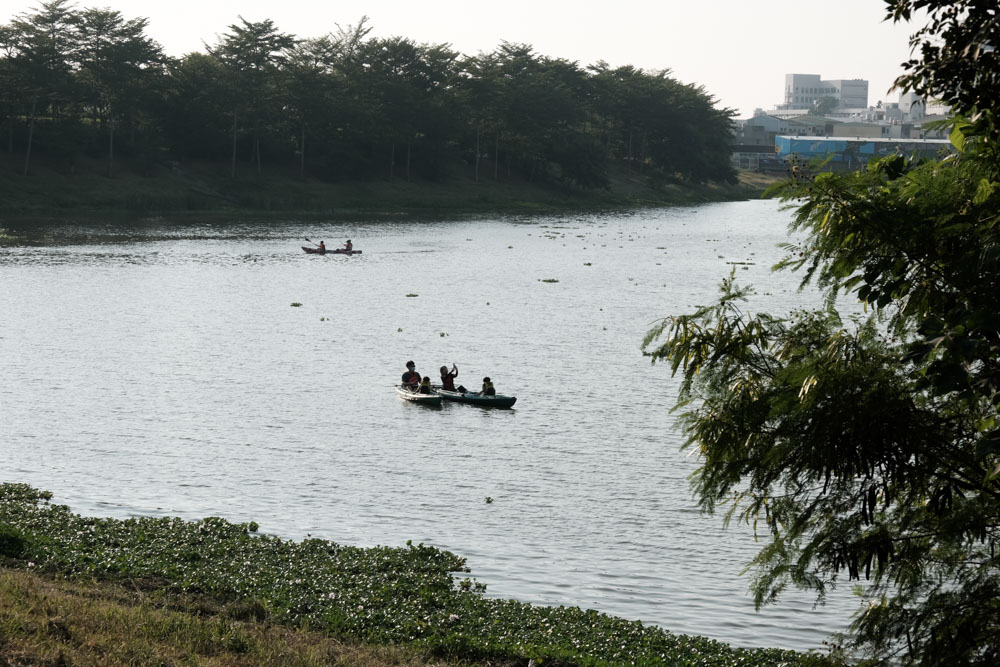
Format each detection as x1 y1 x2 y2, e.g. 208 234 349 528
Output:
303 237 320 247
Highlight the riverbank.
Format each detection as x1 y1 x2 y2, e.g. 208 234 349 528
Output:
0 484 836 666
0 151 778 218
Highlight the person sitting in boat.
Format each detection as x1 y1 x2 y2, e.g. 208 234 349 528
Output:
481 377 496 396
401 360 420 391
440 364 465 393
318 241 326 254
418 376 433 394
344 239 353 252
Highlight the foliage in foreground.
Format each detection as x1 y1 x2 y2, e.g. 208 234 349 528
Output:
643 2 1000 664
0 484 823 666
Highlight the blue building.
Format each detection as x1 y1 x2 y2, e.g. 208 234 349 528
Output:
775 136 952 168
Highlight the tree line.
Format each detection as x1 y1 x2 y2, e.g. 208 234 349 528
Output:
0 0 737 187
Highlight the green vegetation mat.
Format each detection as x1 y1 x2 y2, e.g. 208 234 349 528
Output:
0 483 833 666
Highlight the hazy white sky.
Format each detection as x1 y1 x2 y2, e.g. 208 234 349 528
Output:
3 0 923 118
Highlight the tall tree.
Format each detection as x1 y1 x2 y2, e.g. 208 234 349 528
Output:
9 0 80 175
643 1 1000 663
75 8 164 176
209 17 296 178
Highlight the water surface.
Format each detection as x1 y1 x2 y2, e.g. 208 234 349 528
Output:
1 200 859 652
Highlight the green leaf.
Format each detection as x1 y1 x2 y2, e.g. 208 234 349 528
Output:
949 122 970 153
973 178 994 206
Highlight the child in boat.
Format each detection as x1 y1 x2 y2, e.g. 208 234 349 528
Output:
418 376 433 394
440 364 465 392
481 377 496 396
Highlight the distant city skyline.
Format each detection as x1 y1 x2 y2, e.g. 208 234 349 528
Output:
2 0 923 118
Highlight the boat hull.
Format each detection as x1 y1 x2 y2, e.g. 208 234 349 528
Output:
395 386 442 405
302 246 362 255
436 389 516 408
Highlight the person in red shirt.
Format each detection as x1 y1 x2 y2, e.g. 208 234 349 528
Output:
401 360 420 391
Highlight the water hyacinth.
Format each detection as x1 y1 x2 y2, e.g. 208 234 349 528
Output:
0 484 832 666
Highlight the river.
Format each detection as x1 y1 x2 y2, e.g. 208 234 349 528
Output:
0 199 860 652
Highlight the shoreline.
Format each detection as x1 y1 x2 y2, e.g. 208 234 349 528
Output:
0 153 780 221
0 483 836 666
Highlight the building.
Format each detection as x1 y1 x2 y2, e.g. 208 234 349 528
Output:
775 136 952 170
776 73 869 111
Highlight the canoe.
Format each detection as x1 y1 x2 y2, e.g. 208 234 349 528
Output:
302 246 363 255
395 385 442 405
436 388 517 409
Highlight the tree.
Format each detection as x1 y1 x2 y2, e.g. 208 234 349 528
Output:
810 95 838 115
75 8 164 176
642 1 1000 664
209 17 296 177
8 0 80 174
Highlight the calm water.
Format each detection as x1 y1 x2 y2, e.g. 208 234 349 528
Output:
0 200 860 652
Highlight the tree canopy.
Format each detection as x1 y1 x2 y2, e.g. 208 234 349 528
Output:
0 2 736 187
643 1 1000 664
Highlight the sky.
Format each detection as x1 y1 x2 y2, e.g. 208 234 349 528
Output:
3 0 924 119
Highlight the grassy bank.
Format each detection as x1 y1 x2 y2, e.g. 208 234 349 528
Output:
0 568 480 666
0 484 837 666
0 151 776 219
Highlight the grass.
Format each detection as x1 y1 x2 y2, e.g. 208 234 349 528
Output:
0 568 483 666
0 484 840 666
0 151 773 219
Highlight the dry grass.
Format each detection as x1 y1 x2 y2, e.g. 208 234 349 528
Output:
0 567 491 666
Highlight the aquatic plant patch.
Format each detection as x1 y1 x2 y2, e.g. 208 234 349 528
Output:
0 483 831 666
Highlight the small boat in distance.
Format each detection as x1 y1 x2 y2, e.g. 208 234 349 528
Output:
395 385 442 405
302 246 362 255
435 388 517 409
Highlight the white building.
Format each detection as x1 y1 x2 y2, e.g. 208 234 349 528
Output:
777 73 869 111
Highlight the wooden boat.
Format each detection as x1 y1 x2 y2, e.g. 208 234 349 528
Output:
435 388 517 408
302 246 363 255
395 385 442 405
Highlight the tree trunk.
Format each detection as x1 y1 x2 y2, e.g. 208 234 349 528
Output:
406 142 411 182
299 123 306 179
255 133 262 177
627 127 633 173
389 143 395 179
23 98 36 176
494 132 500 180
107 116 115 178
475 126 480 182
230 108 238 179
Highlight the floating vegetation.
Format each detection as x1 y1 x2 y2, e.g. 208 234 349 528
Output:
0 486 816 666
726 261 756 265
539 278 559 283
320 317 327 321
397 327 403 332
484 497 494 504
584 262 592 266
290 302 302 307
440 332 448 337
405 293 418 297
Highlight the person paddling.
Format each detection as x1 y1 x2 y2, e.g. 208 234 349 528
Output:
344 239 353 252
318 240 326 254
